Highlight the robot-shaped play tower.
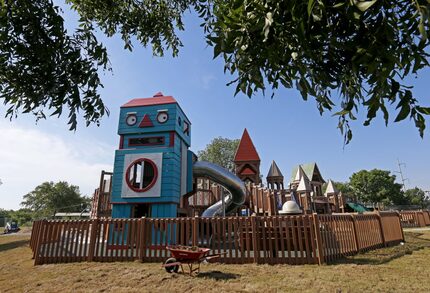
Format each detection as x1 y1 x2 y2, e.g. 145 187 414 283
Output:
111 92 194 219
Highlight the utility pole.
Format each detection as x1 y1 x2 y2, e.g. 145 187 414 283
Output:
394 159 408 192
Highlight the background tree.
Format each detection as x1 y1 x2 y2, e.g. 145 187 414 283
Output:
405 187 429 208
197 137 239 172
0 208 33 226
349 169 403 207
1 0 108 130
1 1 430 141
21 181 90 218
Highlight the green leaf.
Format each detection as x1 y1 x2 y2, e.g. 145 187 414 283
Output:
394 105 410 122
308 0 315 16
353 0 377 12
417 107 430 115
418 21 427 41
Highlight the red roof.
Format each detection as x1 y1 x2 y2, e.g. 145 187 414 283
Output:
121 92 177 108
240 167 256 175
234 129 260 162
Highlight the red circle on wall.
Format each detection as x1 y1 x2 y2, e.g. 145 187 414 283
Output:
125 158 158 192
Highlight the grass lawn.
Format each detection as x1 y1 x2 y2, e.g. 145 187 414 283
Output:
1 229 430 293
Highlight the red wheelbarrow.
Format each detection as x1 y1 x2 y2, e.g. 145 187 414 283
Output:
162 245 224 276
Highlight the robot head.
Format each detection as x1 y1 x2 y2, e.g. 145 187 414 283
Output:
118 92 191 148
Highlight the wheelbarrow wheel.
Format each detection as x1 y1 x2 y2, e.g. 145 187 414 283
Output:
164 258 179 273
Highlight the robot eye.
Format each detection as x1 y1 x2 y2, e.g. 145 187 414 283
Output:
126 113 137 126
156 111 169 124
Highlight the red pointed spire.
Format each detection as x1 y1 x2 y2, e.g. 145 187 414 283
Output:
234 129 260 162
139 114 153 128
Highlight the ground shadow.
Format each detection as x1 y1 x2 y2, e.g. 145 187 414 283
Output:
0 239 29 252
197 270 240 281
329 232 430 266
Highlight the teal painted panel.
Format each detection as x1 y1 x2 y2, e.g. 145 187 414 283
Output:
187 150 194 193
118 104 177 135
112 204 132 218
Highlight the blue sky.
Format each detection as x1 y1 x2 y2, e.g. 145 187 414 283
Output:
1 3 429 210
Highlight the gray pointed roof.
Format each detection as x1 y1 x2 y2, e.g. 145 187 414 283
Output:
325 179 339 195
267 160 283 178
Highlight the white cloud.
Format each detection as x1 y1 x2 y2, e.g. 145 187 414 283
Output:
0 122 114 210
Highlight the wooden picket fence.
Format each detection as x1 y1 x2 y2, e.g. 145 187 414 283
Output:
30 212 403 266
399 211 430 228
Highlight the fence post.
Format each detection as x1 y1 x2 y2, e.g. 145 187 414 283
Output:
375 212 386 247
250 214 259 263
34 220 47 265
312 213 324 265
192 216 198 246
87 218 98 262
395 211 405 242
139 217 146 262
351 214 360 252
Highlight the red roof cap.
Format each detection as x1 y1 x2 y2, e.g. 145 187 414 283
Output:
240 167 256 175
234 129 260 162
121 92 177 108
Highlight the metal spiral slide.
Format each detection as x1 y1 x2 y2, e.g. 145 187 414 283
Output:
192 161 246 217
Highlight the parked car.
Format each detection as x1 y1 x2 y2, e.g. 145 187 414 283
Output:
4 221 20 234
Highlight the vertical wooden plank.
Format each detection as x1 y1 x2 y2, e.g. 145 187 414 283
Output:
74 220 82 261
139 217 146 262
70 220 78 262
245 218 251 262
250 215 258 263
302 216 311 264
120 220 125 261
285 216 293 263
260 216 268 263
192 216 198 246
351 214 360 253
278 216 286 263
238 218 244 264
307 216 317 264
34 220 46 265
45 221 54 263
87 219 99 261
100 220 108 262
225 218 230 263
53 221 61 261
296 216 305 265
84 220 91 260
77 221 85 261
273 216 280 264
312 214 324 265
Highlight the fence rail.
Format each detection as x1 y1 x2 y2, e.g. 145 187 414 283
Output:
399 211 430 228
30 212 404 266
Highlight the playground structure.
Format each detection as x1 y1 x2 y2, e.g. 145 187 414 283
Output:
90 95 346 219
29 92 429 267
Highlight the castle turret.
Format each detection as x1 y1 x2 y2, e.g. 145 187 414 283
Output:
234 129 261 184
266 160 284 190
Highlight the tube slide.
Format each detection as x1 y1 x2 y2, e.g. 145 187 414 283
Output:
193 161 246 217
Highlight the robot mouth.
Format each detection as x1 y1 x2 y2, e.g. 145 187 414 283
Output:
139 114 153 127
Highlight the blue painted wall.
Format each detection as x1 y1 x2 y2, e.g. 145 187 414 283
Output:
111 94 192 219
